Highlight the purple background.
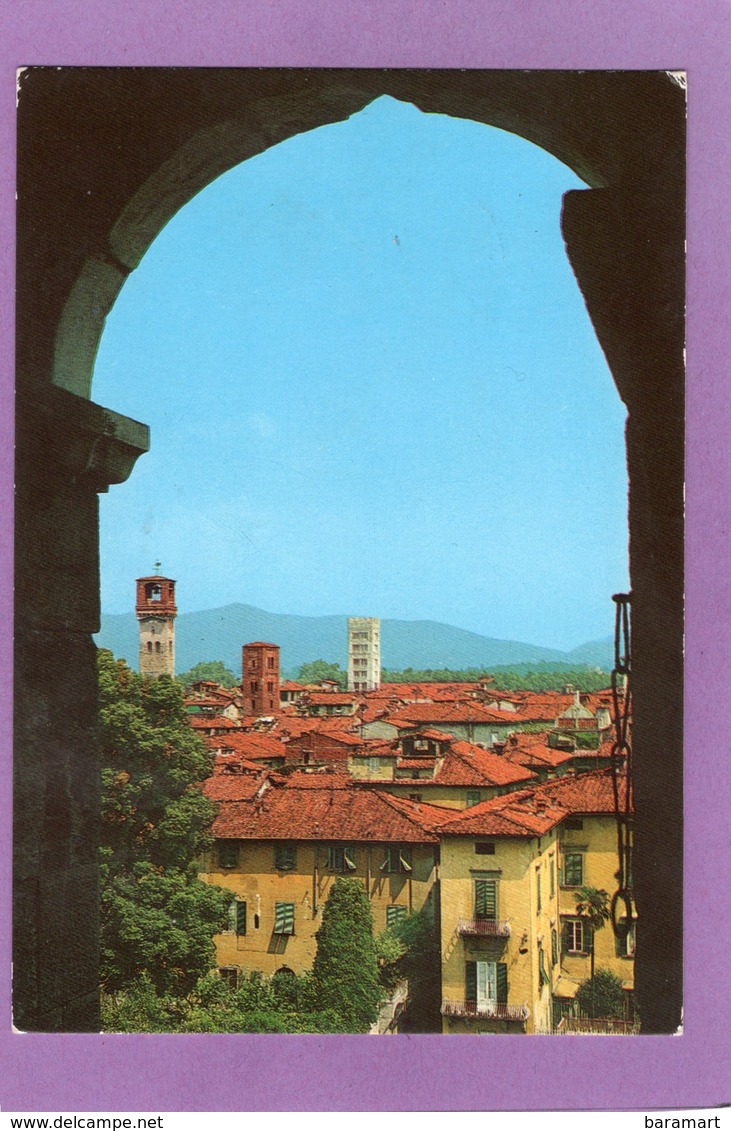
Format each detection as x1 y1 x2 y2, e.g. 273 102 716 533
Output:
2 0 729 1112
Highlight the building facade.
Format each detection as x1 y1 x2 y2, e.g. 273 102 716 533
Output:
241 641 281 717
135 571 177 678
347 617 381 692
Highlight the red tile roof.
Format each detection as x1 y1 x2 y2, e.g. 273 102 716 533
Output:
206 732 287 761
434 740 536 787
211 776 443 843
534 767 631 815
304 692 361 706
436 790 566 838
190 715 238 730
388 703 517 727
498 732 574 770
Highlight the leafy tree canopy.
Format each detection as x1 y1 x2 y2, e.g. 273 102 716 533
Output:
101 971 350 1034
295 660 347 689
98 649 231 997
381 665 610 692
177 660 239 689
376 906 442 1031
576 968 625 1019
313 877 382 1032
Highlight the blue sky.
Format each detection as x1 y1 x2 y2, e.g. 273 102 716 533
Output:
92 95 629 651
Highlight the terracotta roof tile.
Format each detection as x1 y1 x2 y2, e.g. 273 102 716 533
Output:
534 767 630 814
211 777 442 843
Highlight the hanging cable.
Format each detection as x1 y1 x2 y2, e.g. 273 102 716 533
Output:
610 593 634 939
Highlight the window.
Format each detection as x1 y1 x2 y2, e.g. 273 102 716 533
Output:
250 681 258 694
274 902 295 935
327 845 356 873
562 852 584 887
146 641 152 652
615 919 636 958
564 818 584 831
267 681 274 693
563 918 591 954
267 656 275 670
475 842 496 855
219 966 238 989
368 757 380 773
381 846 412 874
155 641 161 653
149 585 161 602
474 878 497 920
386 905 407 930
536 868 542 913
550 857 555 898
466 790 481 808
217 840 239 869
274 843 297 871
538 945 549 987
466 961 508 1006
409 792 423 802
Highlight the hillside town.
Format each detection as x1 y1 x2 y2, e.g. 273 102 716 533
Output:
134 571 635 1034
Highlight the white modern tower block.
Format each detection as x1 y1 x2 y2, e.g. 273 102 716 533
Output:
347 616 381 692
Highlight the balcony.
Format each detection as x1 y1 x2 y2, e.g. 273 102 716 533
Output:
457 917 511 938
441 999 529 1023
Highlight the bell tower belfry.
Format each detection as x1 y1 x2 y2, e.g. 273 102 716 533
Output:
135 564 177 677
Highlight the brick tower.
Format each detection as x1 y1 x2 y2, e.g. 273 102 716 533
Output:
136 565 177 677
242 641 280 716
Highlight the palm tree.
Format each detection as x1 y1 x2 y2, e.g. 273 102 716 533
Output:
574 885 611 985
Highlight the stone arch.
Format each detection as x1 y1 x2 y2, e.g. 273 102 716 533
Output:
15 68 684 1033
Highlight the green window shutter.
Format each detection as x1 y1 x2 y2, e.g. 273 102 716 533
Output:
561 920 571 954
475 879 497 919
274 902 295 935
551 928 558 966
564 853 583 886
496 963 508 1004
275 844 296 870
387 905 406 930
538 946 549 987
344 846 357 872
399 849 412 873
465 961 477 1002
235 900 247 936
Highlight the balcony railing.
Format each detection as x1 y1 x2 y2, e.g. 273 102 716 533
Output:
457 917 511 938
441 999 529 1022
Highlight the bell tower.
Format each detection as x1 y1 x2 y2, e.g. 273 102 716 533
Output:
135 564 177 677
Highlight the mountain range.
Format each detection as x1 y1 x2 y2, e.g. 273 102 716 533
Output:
95 602 613 676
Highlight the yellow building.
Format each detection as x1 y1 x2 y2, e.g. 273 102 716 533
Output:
199 770 447 981
438 793 566 1034
534 770 635 1021
437 769 633 1033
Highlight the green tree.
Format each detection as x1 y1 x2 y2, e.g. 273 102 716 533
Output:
576 968 625 1020
377 906 442 1032
296 660 347 689
98 649 231 997
176 660 239 689
574 885 611 985
312 878 382 1032
101 970 351 1034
